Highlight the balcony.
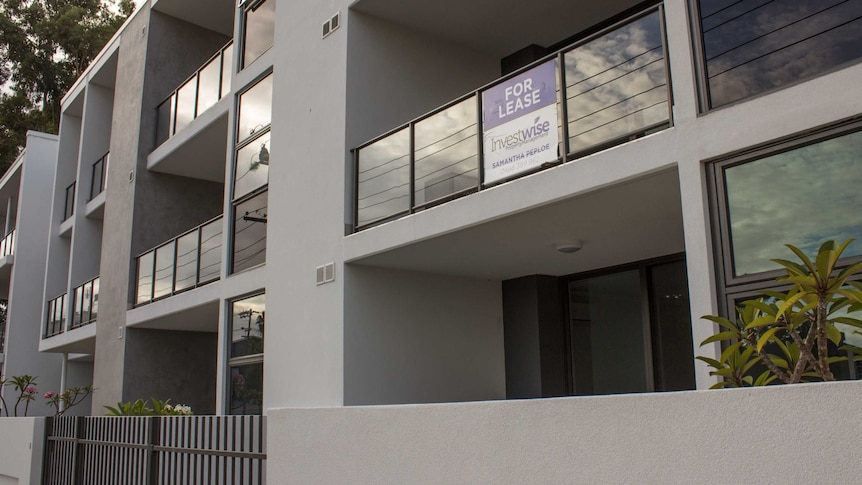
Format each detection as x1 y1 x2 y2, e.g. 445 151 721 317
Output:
352 7 671 231
44 293 67 338
155 42 233 147
86 152 108 219
135 216 223 306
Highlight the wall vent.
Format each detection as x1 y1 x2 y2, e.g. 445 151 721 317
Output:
322 12 340 39
316 263 336 285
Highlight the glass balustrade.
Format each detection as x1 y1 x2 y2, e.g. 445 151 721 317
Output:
63 182 75 221
155 42 234 147
0 229 14 258
89 152 109 200
45 293 67 338
353 6 671 231
71 276 99 330
135 216 223 306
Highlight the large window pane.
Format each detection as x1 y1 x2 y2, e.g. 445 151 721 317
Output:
197 56 221 115
232 191 267 273
175 231 199 292
199 219 223 282
724 130 862 276
242 0 275 69
175 77 197 133
153 243 175 299
136 251 154 304
80 281 92 324
91 278 99 322
234 132 270 199
698 0 862 108
356 127 410 227
564 11 668 153
237 75 273 144
413 97 479 206
230 294 265 358
72 286 83 327
228 363 263 415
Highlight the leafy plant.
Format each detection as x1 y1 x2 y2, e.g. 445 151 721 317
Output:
9 375 38 416
105 398 193 416
44 385 94 417
700 240 862 388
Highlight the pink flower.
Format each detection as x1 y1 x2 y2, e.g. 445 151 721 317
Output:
44 391 56 399
24 386 37 395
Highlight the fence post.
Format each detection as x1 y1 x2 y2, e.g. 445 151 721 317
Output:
146 417 160 485
71 416 84 485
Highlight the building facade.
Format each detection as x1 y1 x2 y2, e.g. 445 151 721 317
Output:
1 0 861 467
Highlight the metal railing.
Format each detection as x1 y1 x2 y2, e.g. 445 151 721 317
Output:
45 293 67 338
89 152 109 200
43 415 266 485
0 229 15 258
63 182 75 222
135 216 223 306
156 42 234 147
70 276 99 330
353 6 672 231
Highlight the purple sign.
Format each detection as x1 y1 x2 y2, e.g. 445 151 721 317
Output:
483 61 557 131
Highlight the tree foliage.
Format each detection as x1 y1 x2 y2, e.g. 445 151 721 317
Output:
699 240 862 388
0 0 134 173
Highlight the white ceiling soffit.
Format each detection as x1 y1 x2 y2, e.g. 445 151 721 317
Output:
152 0 235 36
351 0 645 57
352 168 686 280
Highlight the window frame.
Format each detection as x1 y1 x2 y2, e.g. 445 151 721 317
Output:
239 0 276 70
226 291 265 415
708 117 862 316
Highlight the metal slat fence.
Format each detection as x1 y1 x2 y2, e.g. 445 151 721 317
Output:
43 415 266 485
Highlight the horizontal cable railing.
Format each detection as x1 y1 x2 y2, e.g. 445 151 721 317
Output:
0 228 14 258
43 415 266 485
45 293 67 338
135 216 223 306
70 276 99 330
353 5 672 231
89 152 109 200
156 41 234 147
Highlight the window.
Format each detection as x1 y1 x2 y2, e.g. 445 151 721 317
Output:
241 0 275 69
228 293 265 415
714 125 862 281
231 74 272 274
694 0 862 109
232 190 267 273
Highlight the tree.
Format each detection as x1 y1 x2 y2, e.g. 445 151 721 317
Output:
699 240 862 388
0 0 135 173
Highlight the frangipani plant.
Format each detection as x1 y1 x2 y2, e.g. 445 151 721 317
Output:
699 239 862 388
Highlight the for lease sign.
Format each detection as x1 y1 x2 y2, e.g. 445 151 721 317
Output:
482 60 559 185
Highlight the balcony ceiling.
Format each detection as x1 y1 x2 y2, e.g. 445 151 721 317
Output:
351 168 685 280
351 0 644 57
152 0 234 36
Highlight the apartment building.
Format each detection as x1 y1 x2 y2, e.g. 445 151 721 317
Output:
2 0 861 480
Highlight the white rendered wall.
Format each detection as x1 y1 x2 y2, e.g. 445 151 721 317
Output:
0 418 45 484
343 266 505 405
2 133 63 414
270 380 862 483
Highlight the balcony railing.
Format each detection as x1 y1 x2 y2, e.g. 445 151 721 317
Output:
135 216 223 306
0 229 14 258
156 42 234 147
89 152 109 200
70 276 99 330
45 293 67 338
353 6 672 231
62 182 75 221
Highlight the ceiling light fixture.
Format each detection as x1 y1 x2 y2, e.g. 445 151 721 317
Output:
554 241 583 254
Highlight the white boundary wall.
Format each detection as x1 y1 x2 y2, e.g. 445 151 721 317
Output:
269 381 862 484
0 418 45 485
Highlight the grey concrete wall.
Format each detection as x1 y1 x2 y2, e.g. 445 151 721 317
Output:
270 380 862 484
122 328 217 415
92 3 150 413
343 266 505 405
